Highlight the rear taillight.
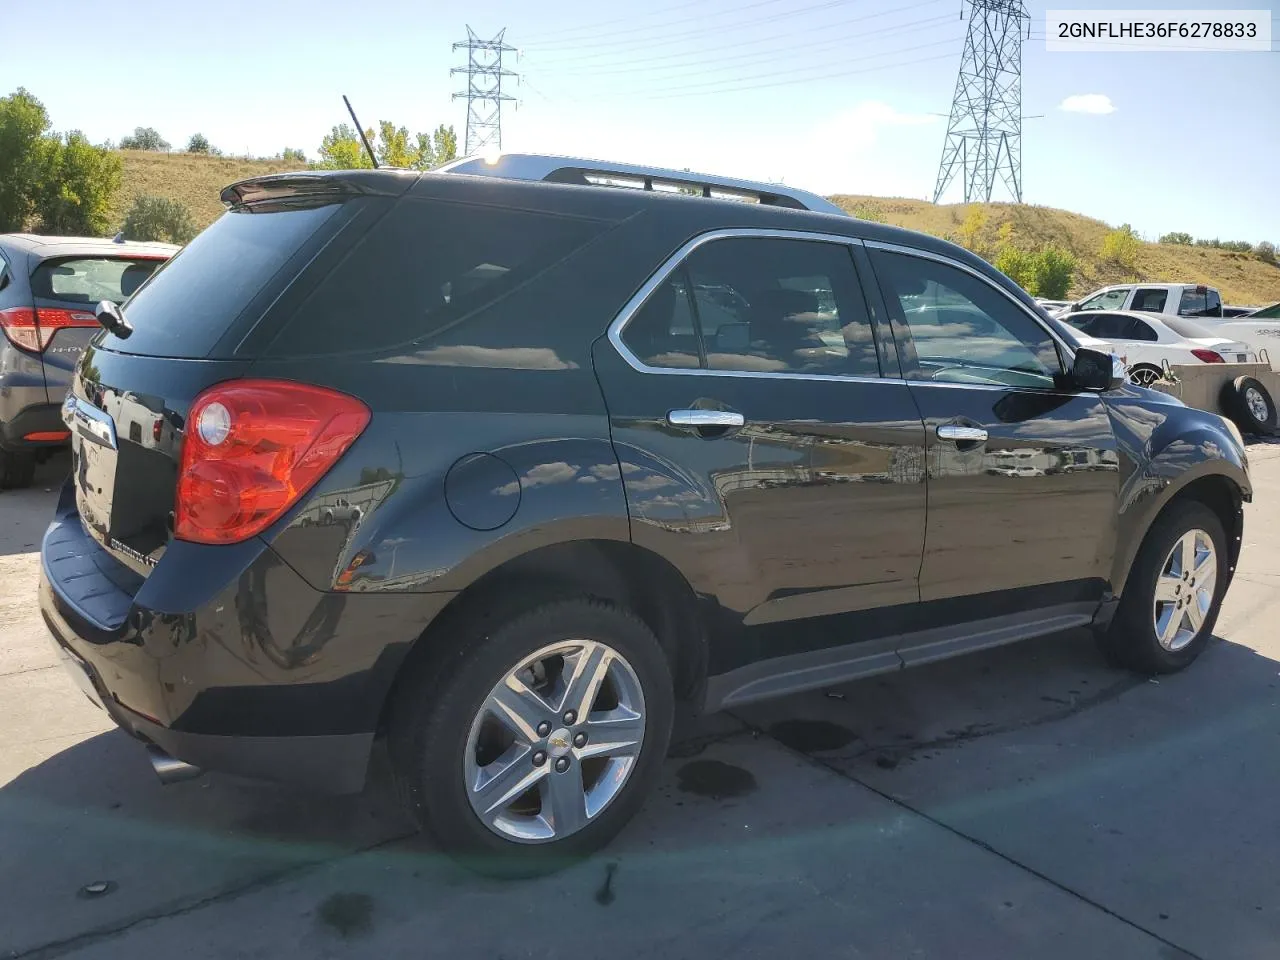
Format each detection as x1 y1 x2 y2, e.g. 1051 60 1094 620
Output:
174 380 370 545
0 306 98 353
1190 349 1225 364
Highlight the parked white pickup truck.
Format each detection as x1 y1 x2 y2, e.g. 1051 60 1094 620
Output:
1053 283 1280 365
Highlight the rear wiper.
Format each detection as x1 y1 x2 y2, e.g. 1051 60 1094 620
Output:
94 300 133 339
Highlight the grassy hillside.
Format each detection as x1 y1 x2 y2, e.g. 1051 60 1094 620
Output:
113 152 1280 307
831 195 1280 307
112 151 297 233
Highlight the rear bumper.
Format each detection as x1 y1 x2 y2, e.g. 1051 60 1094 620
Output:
0 402 68 450
36 503 434 795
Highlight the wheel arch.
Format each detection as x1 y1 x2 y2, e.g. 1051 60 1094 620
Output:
374 538 708 736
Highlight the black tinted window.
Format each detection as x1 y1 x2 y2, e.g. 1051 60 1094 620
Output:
620 270 702 369
1125 316 1159 341
105 203 342 357
872 250 1061 388
1179 288 1212 316
273 199 607 356
1131 288 1168 312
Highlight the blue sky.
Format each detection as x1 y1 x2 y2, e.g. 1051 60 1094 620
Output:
4 0 1276 241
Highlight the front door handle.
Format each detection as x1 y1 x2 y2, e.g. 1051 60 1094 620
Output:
667 409 745 429
936 424 988 442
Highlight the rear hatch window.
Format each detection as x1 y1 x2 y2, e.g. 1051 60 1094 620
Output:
98 201 344 359
32 257 165 306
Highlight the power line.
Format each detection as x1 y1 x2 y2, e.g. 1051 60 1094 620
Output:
519 0 794 46
523 0 861 52
530 10 955 80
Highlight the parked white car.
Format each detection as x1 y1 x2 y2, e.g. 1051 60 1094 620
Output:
1060 309 1257 386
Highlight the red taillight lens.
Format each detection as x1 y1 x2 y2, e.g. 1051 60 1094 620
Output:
174 380 371 545
1190 349 1225 364
0 306 98 353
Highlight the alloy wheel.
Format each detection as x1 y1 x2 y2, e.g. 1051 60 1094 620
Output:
463 639 646 843
1151 528 1217 652
1129 367 1161 387
1245 386 1269 424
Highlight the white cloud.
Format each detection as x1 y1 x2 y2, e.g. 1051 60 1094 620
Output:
1059 94 1116 115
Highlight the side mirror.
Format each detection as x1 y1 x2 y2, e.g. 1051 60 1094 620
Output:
1071 347 1127 391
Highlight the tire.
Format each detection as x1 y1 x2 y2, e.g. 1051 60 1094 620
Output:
1127 364 1164 388
0 450 35 490
389 597 674 877
1098 500 1227 674
1220 376 1277 436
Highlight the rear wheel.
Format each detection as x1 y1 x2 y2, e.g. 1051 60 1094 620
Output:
1098 500 1226 674
0 450 36 490
1221 376 1276 435
1127 364 1164 387
389 597 674 877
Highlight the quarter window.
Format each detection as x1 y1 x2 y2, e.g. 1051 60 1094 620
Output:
621 236 881 378
871 249 1063 389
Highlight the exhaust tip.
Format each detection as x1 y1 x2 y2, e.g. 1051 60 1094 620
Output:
146 745 203 785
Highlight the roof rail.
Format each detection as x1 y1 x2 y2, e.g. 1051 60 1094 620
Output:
435 153 848 217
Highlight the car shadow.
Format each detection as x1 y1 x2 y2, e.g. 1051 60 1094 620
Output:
0 451 70 557
2 628 1277 956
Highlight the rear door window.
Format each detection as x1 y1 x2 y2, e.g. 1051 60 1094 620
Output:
31 257 164 306
267 199 608 356
101 201 345 358
1130 288 1169 312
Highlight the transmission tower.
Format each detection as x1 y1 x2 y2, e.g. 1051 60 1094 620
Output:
451 27 518 156
933 0 1030 204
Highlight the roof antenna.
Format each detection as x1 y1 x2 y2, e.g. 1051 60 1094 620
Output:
342 95 378 169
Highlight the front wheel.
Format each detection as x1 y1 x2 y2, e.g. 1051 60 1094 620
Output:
1127 364 1164 388
1098 500 1227 674
389 598 674 877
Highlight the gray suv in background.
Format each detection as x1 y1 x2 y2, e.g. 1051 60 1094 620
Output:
0 235 175 487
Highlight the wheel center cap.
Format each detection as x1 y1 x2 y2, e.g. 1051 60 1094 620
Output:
547 727 573 758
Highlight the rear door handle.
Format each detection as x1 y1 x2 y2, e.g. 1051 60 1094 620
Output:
936 424 988 442
667 409 745 429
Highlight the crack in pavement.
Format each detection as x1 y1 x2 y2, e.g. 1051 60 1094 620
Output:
730 682 1207 960
0 664 60 680
10 830 419 960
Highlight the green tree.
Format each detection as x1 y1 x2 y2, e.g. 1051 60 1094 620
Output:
120 126 170 151
994 245 1035 291
1159 231 1193 245
1029 246 1076 300
187 133 211 153
376 121 420 168
1101 224 1140 269
431 124 458 166
121 195 197 244
316 123 374 169
1256 241 1276 264
35 131 122 235
281 147 307 164
0 88 61 232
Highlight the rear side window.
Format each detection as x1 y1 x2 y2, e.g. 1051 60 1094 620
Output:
269 199 608 356
1131 288 1169 312
1178 288 1221 317
620 236 881 378
32 257 163 305
103 202 343 357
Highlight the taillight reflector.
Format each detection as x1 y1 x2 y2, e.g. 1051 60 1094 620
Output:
0 306 98 353
174 380 370 545
24 430 71 442
1190 349 1225 364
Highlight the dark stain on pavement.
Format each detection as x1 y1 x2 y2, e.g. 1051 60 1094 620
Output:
595 861 618 905
676 759 757 800
317 891 374 938
769 719 857 754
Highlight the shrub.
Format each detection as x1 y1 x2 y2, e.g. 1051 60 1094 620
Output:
1101 225 1139 269
1159 231 1193 245
35 131 122 236
993 245 1035 291
850 203 885 223
281 147 307 164
1256 241 1276 264
958 205 990 254
121 195 196 244
119 127 170 151
1222 240 1253 254
1029 245 1076 300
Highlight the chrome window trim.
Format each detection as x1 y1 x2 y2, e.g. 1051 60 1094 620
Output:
606 227 904 387
861 239 1080 366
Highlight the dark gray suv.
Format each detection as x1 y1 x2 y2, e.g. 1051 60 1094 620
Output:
0 234 175 486
40 158 1250 876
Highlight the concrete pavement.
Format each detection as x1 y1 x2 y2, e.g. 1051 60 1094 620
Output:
3 445 1278 959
